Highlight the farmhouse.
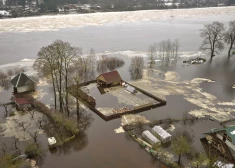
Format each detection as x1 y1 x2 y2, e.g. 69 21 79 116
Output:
204 127 235 161
10 72 36 94
15 97 32 111
96 70 122 87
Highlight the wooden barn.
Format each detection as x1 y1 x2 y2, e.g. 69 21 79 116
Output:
15 97 32 111
96 70 122 87
10 72 36 94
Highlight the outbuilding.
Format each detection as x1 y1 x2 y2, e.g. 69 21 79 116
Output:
142 130 161 146
152 126 172 143
15 98 32 111
96 70 122 87
10 72 36 94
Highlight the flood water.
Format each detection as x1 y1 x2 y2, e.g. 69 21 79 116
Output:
1 9 235 167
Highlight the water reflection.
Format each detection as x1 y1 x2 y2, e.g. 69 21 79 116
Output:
50 132 88 156
97 55 125 73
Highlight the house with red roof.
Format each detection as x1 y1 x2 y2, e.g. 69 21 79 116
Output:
96 70 122 87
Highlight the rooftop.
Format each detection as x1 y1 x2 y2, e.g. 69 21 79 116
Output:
10 72 36 87
15 98 31 105
96 70 122 84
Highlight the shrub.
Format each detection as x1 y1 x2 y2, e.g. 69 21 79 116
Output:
25 143 42 159
9 112 15 116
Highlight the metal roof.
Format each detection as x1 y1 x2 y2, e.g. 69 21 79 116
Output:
205 126 235 143
10 72 36 87
96 70 122 84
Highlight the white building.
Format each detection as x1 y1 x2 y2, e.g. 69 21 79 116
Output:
0 10 10 16
152 126 172 143
142 130 161 146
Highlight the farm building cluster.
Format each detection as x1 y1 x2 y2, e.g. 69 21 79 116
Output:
142 126 172 146
10 72 36 111
78 70 166 120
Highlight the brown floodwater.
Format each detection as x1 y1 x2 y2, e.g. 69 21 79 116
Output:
1 13 235 167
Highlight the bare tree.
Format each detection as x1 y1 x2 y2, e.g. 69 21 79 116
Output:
35 40 82 116
29 131 39 146
37 117 44 129
28 110 35 119
12 137 20 152
0 143 7 156
224 20 235 58
148 43 157 68
0 103 8 117
19 122 30 132
200 21 225 59
129 56 144 80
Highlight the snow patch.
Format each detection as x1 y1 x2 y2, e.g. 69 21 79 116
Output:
114 126 125 133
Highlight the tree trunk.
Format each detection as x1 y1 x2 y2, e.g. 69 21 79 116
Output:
65 68 69 117
228 38 234 58
76 97 80 123
178 155 181 165
51 71 57 110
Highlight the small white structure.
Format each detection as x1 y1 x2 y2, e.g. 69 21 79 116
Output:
125 85 136 94
0 10 10 16
142 130 160 146
214 161 234 168
48 137 57 146
152 126 172 143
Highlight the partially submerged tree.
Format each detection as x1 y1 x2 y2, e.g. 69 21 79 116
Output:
172 135 191 165
148 43 157 68
0 143 7 156
129 56 144 80
34 40 82 116
224 20 235 58
148 39 180 67
200 21 225 59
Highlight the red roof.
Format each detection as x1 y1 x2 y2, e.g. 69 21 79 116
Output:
96 70 122 84
15 98 31 105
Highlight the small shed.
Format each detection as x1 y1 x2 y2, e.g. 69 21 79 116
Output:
214 161 234 168
15 98 32 111
10 72 36 94
142 130 161 146
96 70 122 87
152 126 172 143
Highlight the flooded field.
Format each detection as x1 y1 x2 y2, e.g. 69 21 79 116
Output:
1 7 235 167
82 83 161 118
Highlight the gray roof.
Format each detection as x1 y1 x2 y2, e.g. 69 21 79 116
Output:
10 72 36 87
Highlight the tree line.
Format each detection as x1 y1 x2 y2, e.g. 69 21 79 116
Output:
200 20 235 59
34 40 95 117
4 0 235 12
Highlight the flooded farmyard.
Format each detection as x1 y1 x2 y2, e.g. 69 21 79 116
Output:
1 6 235 168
